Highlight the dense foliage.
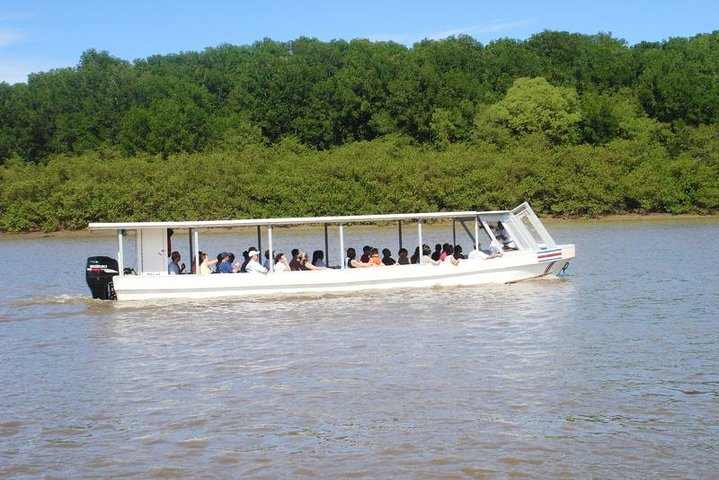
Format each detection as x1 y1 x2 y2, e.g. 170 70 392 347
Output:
1 31 718 231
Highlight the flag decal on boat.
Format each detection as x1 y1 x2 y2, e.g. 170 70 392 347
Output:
537 248 563 263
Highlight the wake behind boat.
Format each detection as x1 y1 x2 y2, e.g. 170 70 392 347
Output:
85 202 575 301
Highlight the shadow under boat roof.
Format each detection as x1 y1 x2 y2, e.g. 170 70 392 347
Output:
87 209 513 231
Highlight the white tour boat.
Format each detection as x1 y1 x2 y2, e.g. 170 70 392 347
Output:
85 202 575 301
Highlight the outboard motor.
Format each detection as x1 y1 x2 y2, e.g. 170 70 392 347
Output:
86 256 119 300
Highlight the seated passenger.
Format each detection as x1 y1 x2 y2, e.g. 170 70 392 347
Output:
410 246 420 264
289 249 301 271
443 245 460 266
245 249 268 274
468 244 502 260
439 243 451 261
368 247 383 266
397 248 410 265
311 250 326 268
298 251 325 270
431 243 442 262
168 251 186 275
198 251 218 275
263 249 273 270
381 248 396 266
273 252 290 272
345 247 373 268
217 252 238 273
422 244 441 265
360 245 372 263
239 246 256 273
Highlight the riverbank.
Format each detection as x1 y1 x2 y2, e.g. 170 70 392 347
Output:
2 212 717 240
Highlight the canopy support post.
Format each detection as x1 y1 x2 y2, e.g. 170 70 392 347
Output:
193 229 200 274
339 223 345 269
117 229 124 276
268 225 274 271
398 221 403 250
323 223 330 268
417 221 423 263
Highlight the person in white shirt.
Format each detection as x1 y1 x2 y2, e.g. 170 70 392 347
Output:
468 243 502 260
272 252 290 272
168 251 185 274
245 249 268 274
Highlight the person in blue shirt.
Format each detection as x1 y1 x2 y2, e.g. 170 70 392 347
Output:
168 251 185 274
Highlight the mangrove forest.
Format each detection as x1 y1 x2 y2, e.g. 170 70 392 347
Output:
1 31 718 231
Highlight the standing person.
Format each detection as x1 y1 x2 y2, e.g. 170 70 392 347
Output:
289 249 301 271
245 249 268 274
168 251 185 275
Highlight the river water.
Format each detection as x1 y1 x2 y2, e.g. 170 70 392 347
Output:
0 219 717 478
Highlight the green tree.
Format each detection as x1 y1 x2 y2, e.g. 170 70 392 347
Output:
482 77 582 144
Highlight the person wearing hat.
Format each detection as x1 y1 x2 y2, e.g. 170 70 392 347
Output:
245 249 268 274
217 252 238 273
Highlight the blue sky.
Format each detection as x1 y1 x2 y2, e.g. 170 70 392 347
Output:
1 0 717 84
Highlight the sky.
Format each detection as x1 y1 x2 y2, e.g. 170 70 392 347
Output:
1 0 717 84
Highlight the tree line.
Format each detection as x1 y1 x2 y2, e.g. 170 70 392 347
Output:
0 30 718 231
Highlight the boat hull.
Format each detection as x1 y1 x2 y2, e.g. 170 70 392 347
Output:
111 245 574 301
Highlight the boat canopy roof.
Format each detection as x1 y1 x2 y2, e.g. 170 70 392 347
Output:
88 209 510 231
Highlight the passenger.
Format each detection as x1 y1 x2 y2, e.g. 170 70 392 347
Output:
439 243 451 261
468 244 502 260
345 247 373 268
381 248 396 266
443 245 460 266
495 221 518 250
431 243 442 262
263 249 273 270
298 251 326 270
289 248 302 271
199 251 218 275
454 244 464 259
273 252 290 272
410 246 420 264
368 247 383 266
168 251 186 275
245 249 268 274
217 252 237 273
360 245 372 263
397 248 410 265
240 247 255 273
311 250 326 268
422 244 441 265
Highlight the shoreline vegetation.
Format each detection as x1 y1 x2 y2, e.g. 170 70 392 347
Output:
1 32 718 233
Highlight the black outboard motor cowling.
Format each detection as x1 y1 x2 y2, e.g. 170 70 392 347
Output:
86 256 119 300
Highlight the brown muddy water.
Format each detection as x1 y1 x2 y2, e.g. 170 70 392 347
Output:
0 219 717 478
